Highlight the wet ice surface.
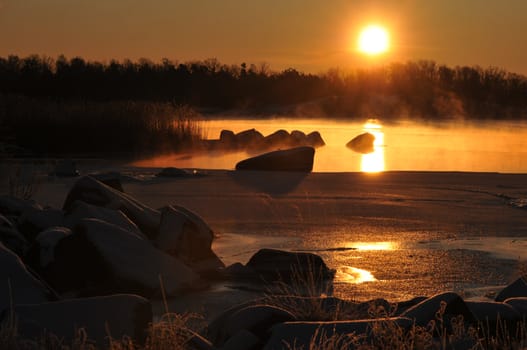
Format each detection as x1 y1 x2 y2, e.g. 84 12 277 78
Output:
212 229 523 302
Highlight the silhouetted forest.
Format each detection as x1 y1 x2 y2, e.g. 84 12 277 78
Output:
1 55 527 119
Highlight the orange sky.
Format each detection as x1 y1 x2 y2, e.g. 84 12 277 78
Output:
1 0 526 75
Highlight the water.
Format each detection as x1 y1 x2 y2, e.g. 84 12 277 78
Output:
133 117 527 173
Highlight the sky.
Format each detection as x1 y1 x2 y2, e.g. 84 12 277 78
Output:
1 0 527 75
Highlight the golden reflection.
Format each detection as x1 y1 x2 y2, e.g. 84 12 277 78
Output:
350 241 395 251
336 266 377 284
360 120 385 172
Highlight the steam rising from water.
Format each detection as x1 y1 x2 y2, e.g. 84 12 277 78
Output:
132 118 527 173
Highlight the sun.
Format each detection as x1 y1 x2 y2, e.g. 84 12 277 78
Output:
358 25 390 55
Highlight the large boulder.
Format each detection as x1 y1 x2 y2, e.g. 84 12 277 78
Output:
9 294 152 346
63 176 161 239
0 242 55 311
264 318 413 350
157 205 224 275
401 292 475 328
44 218 201 297
495 277 527 302
346 132 375 154
465 301 521 328
241 249 334 295
63 200 145 239
207 304 296 346
235 147 315 172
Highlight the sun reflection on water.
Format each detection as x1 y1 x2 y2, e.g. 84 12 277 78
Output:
350 241 396 251
336 266 377 284
360 120 385 173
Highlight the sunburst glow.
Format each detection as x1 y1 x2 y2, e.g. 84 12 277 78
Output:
358 25 390 55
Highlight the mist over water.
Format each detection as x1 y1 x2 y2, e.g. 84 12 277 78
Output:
133 118 527 174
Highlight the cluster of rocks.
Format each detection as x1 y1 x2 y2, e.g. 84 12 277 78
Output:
205 128 325 153
0 174 335 346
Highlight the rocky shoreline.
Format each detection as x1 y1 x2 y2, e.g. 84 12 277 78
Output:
2 173 527 349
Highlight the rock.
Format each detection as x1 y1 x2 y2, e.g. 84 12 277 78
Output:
9 294 152 346
346 132 375 154
156 167 192 177
235 147 315 172
261 130 291 149
52 159 80 177
264 318 413 350
220 129 237 148
306 131 325 148
243 249 334 295
401 292 475 328
0 242 55 311
495 277 527 302
90 172 124 192
290 130 307 145
504 297 527 315
0 214 28 257
45 218 201 297
17 207 65 241
26 226 72 271
235 129 264 149
64 200 145 239
221 329 261 350
465 301 521 326
63 176 161 239
0 195 42 216
157 205 224 275
208 304 295 346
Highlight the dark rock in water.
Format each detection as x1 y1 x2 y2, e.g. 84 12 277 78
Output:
207 304 295 347
9 294 152 346
51 159 80 177
236 129 264 148
245 248 335 287
47 218 201 297
156 205 224 276
0 242 55 311
306 131 325 148
235 147 315 172
495 277 527 302
63 176 161 239
401 292 475 328
346 132 375 154
220 129 237 147
156 167 192 177
261 130 291 150
290 130 307 145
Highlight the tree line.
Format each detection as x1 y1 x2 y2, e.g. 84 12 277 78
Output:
1 54 526 119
